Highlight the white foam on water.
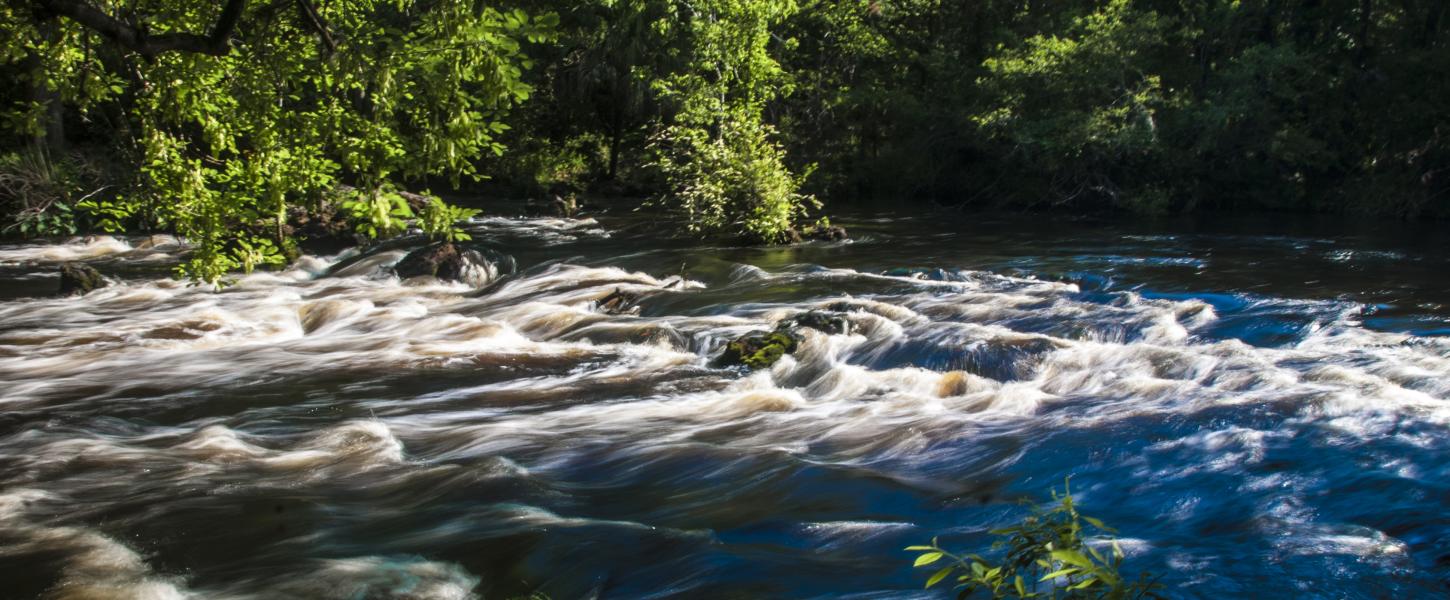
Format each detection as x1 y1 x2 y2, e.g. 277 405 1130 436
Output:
0 489 192 600
0 237 1447 594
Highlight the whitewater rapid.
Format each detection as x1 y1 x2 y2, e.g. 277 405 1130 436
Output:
0 217 1447 598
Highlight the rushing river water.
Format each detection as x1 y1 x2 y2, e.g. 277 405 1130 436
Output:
0 207 1448 599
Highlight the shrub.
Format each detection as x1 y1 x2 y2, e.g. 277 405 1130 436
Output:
907 481 1163 599
654 114 816 243
0 149 105 238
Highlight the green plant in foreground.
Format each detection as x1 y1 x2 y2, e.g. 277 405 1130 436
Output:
908 481 1163 599
419 197 481 243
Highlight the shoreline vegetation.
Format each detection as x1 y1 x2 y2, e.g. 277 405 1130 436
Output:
3 1 1447 285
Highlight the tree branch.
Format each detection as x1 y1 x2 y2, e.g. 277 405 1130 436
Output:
294 0 336 53
33 0 249 57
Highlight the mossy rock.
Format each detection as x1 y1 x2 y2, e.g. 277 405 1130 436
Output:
713 330 802 370
58 262 106 295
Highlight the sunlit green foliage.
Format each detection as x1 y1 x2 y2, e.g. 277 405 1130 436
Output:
650 0 816 242
4 0 1448 276
1 0 554 282
342 185 416 242
653 114 814 242
972 0 1171 211
908 481 1163 599
418 196 480 242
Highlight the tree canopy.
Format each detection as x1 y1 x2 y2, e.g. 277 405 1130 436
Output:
3 0 1447 281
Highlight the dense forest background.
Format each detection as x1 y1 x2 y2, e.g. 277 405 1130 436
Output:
2 0 1447 281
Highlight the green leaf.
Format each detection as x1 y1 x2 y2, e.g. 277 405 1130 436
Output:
1049 550 1093 568
913 552 943 567
925 567 953 588
903 546 936 551
1039 568 1078 581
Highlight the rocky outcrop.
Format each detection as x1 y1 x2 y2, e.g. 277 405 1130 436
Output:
713 330 802 370
712 309 857 370
394 242 501 286
58 262 106 295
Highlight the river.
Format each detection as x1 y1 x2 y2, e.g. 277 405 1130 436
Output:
0 207 1447 599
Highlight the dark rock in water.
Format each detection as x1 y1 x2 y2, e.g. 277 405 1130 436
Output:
59 262 106 295
805 225 848 241
780 310 852 336
959 337 1066 381
596 287 642 315
394 242 500 286
289 202 353 256
713 330 802 370
525 194 579 218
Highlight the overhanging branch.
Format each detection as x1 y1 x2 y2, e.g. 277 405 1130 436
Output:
294 0 336 53
33 0 249 57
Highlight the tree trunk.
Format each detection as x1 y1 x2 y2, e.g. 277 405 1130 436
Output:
24 25 66 156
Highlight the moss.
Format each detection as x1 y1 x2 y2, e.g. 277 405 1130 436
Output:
715 330 801 370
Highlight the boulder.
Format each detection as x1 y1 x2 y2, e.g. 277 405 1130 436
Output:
712 330 802 370
805 224 848 241
780 310 852 336
59 262 106 295
394 242 500 286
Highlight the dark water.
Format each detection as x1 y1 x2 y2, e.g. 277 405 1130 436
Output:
0 208 1447 599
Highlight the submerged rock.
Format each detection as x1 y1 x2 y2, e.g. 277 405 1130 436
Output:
596 288 643 315
780 310 852 336
804 224 848 241
58 262 106 295
394 242 501 286
524 194 579 218
713 330 802 370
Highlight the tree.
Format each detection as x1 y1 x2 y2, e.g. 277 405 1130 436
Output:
1 0 554 282
650 0 816 243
